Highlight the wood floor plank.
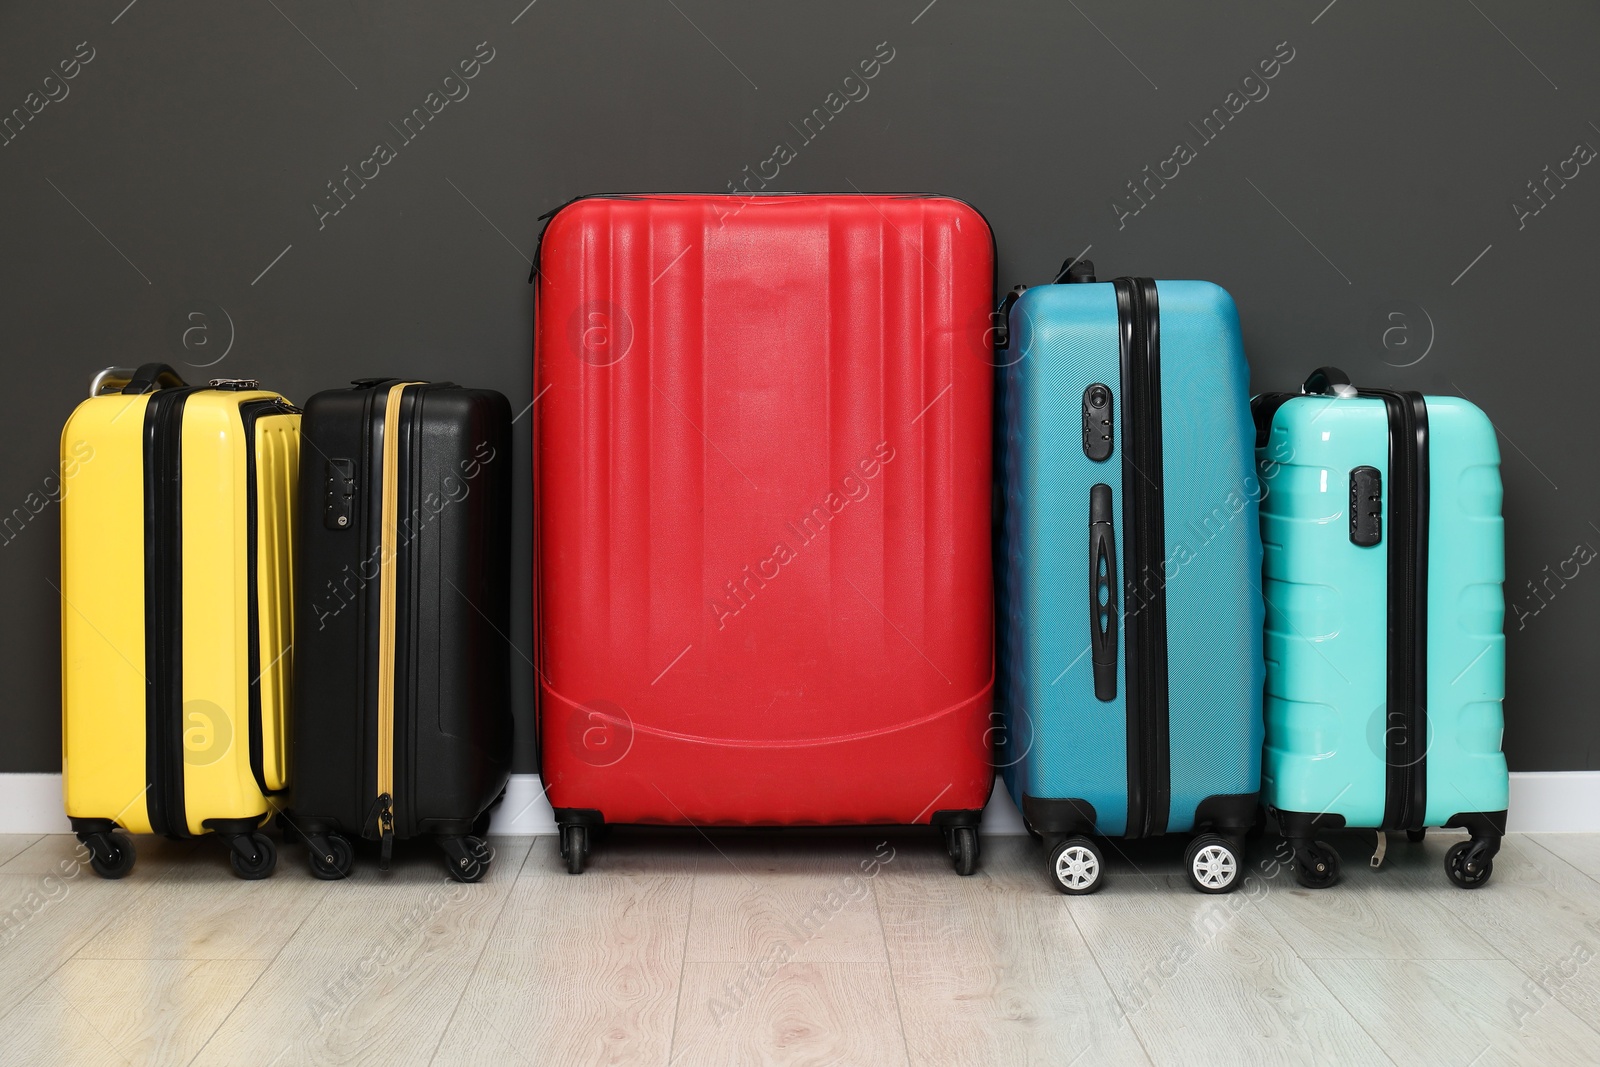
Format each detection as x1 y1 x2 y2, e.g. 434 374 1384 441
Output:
685 838 892 964
431 869 692 1067
519 828 706 879
190 837 531 1067
1528 833 1600 887
0 870 154 1022
1251 832 1503 960
0 834 43 870
0 978 133 1066
1387 835 1600 1025
75 857 331 962
670 962 907 1067
1308 957 1600 1066
1 833 194 879
876 847 1150 1067
1064 869 1387 1065
47 958 268 1066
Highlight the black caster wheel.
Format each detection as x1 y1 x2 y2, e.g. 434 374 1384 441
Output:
1049 835 1103 895
442 836 491 884
229 833 277 880
1445 840 1494 889
1292 840 1341 889
468 837 494 864
561 825 589 875
1406 829 1427 844
1184 833 1242 894
307 834 354 880
950 826 978 876
84 831 136 880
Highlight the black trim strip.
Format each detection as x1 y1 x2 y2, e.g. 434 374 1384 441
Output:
1366 389 1429 831
142 387 199 839
1114 278 1171 840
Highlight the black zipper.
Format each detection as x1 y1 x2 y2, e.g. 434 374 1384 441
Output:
1115 278 1171 840
1365 389 1429 831
239 398 300 798
141 386 201 839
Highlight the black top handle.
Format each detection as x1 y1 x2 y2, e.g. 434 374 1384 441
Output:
120 363 188 395
1301 366 1357 397
1052 256 1097 284
349 378 456 390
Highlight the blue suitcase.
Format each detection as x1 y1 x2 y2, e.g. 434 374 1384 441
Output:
995 261 1264 894
1252 367 1508 889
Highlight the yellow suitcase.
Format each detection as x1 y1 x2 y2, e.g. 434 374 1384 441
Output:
60 363 299 879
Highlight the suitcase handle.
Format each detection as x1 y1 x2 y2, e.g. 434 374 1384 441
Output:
91 364 187 396
349 378 456 389
120 363 188 395
1089 483 1118 702
1301 366 1357 398
1052 257 1096 284
992 287 1024 350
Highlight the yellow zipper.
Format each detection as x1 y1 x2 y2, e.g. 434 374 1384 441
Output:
375 382 420 863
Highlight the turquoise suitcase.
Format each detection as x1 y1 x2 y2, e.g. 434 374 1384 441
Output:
1253 367 1508 889
995 261 1264 895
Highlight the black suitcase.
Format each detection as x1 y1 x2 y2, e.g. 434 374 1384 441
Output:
289 379 513 881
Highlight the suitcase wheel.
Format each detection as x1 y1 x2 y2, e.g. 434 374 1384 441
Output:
560 825 589 875
1445 839 1495 889
441 836 493 884
1184 834 1242 894
1049 836 1103 895
1406 829 1427 844
226 833 277 880
306 834 355 881
948 826 979 877
1291 840 1341 889
83 831 136 880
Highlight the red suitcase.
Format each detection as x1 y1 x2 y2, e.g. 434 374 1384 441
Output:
534 193 996 874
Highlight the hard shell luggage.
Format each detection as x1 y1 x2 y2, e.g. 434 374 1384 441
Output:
534 193 996 874
1253 367 1508 888
994 261 1264 894
60 364 299 879
289 379 513 882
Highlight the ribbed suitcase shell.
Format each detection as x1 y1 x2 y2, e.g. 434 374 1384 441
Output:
61 382 298 838
291 382 513 855
996 280 1263 838
1257 394 1508 828
535 193 995 827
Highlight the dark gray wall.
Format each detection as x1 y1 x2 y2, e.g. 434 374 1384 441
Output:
3 1 1596 773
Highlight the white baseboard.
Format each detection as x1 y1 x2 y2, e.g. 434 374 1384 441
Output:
1507 772 1600 833
5 771 1594 836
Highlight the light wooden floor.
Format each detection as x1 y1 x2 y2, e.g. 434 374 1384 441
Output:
1 828 1598 1066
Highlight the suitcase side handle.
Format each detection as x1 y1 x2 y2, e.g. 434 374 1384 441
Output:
1302 366 1357 398
1089 483 1118 702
